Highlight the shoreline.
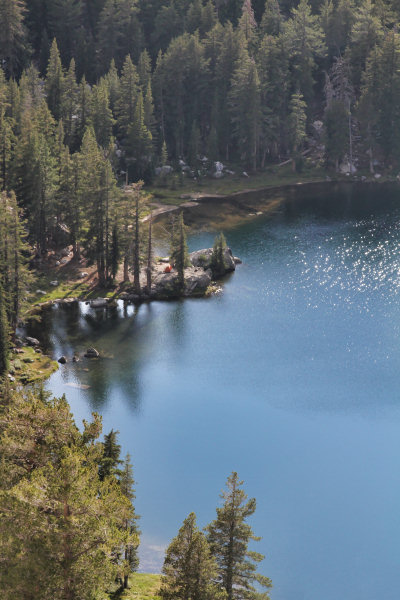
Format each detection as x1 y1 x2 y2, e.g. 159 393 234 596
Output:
30 177 400 312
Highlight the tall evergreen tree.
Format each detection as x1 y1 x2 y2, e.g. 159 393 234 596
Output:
229 49 261 170
170 211 189 291
206 472 272 600
47 0 83 66
60 58 78 148
284 0 326 103
99 428 122 481
119 453 141 588
160 512 226 600
0 0 28 78
0 281 9 378
288 91 307 171
45 38 64 121
0 391 136 600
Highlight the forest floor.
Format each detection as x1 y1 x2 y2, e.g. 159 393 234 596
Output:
107 573 161 600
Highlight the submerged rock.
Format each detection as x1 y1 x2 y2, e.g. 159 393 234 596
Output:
90 298 108 308
84 347 100 358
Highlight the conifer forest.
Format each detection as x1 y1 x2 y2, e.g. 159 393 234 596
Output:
0 0 399 598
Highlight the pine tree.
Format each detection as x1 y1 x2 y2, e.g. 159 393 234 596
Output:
257 34 289 162
284 0 326 103
116 55 139 136
75 75 92 146
119 453 141 588
207 472 272 600
47 0 83 66
89 79 115 148
288 91 307 171
99 428 123 481
60 58 78 148
229 49 261 170
188 119 200 167
259 0 283 37
324 99 349 170
170 212 189 292
324 57 354 171
12 103 59 253
45 38 64 121
211 232 227 277
357 45 380 173
0 281 9 378
348 0 383 89
0 0 28 78
239 0 257 45
0 106 14 192
0 391 136 600
132 181 142 295
0 190 31 332
111 223 120 282
138 49 152 90
160 512 226 600
104 59 120 113
127 90 153 179
146 211 152 295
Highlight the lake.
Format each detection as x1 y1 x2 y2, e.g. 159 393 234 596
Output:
43 182 400 600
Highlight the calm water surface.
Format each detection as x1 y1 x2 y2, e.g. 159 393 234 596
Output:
44 183 400 600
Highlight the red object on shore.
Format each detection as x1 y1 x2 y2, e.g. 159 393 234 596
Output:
164 264 172 273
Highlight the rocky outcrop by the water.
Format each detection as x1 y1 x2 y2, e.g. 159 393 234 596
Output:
152 266 212 299
30 248 241 311
189 247 236 276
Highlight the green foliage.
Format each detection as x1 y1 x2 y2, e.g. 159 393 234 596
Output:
99 428 123 481
0 281 9 377
0 0 28 78
288 92 307 169
211 232 227 277
170 212 189 290
207 472 272 600
0 390 137 600
324 99 349 168
160 512 226 600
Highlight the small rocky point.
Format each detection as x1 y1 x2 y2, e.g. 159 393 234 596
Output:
121 246 240 301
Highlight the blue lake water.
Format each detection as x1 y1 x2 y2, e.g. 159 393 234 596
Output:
44 183 400 600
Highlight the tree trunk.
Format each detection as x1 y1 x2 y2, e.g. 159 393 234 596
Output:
146 213 152 295
133 191 141 296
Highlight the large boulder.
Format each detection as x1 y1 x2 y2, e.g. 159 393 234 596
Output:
189 247 236 277
25 336 40 347
152 267 211 299
183 267 212 297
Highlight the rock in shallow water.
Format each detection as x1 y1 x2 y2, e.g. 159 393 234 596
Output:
84 347 100 358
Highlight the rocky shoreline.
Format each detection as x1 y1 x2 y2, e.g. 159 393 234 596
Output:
33 246 242 311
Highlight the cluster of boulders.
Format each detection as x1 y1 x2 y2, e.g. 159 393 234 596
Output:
148 246 241 300
154 158 243 181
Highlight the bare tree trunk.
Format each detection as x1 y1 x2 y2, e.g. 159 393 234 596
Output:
348 106 353 173
146 212 152 295
105 169 109 282
133 190 141 296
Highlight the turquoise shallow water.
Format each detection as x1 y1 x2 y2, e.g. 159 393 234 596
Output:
43 183 400 600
